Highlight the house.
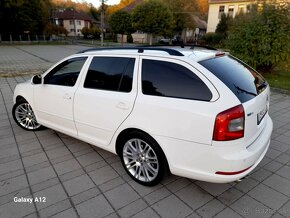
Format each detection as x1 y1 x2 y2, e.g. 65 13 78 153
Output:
182 15 207 43
207 0 255 33
207 0 290 33
52 9 93 37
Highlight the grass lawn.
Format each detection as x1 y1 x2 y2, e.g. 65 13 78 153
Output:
262 60 290 90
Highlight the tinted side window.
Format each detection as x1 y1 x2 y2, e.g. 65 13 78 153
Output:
44 57 87 87
84 57 135 92
199 56 267 103
142 59 212 101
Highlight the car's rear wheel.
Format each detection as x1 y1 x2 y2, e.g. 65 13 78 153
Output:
12 99 43 131
120 132 167 186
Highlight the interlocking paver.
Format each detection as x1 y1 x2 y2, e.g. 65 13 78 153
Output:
279 200 290 217
234 177 259 193
76 152 103 167
38 199 72 218
276 165 290 180
0 199 35 218
0 159 22 175
144 187 171 205
263 160 283 172
263 174 290 197
131 207 160 218
89 165 119 185
27 166 56 185
1 45 290 218
196 199 226 217
175 184 213 210
275 153 290 165
50 208 78 218
63 174 95 196
34 184 67 210
230 195 274 218
99 177 126 192
195 181 232 197
53 158 81 176
71 187 100 205
22 152 48 168
248 183 288 210
104 183 140 209
214 207 243 218
118 198 147 217
0 174 28 196
217 188 244 206
76 195 114 218
152 194 193 218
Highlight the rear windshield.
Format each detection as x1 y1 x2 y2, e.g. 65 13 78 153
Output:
199 55 267 103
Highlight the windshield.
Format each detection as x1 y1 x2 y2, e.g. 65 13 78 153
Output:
199 55 267 103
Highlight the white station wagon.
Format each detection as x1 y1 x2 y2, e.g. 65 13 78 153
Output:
12 47 273 186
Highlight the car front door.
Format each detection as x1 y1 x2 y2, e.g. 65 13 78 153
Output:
74 56 138 147
34 56 88 137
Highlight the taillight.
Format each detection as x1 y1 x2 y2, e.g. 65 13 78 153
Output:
213 105 245 141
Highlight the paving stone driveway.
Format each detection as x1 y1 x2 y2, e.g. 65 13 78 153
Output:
0 45 290 218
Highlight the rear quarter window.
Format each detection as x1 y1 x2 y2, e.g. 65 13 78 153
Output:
199 55 266 103
142 59 212 101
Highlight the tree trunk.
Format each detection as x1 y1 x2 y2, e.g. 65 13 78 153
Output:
121 34 124 45
149 33 153 45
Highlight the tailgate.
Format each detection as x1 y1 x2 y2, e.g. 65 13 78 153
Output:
242 87 270 147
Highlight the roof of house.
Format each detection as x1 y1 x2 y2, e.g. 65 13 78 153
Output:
54 10 92 21
209 0 255 3
192 15 207 30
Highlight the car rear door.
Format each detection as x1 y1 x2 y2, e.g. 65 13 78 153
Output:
74 55 138 147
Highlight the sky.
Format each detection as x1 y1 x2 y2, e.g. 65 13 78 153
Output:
84 0 121 7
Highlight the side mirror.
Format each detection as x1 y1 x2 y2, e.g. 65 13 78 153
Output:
32 74 42 85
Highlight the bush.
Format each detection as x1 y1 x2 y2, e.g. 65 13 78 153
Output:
127 34 133 43
202 33 224 46
81 27 101 39
226 3 290 72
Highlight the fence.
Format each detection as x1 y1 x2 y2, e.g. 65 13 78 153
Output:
0 34 69 44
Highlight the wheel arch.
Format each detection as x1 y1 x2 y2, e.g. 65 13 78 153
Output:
15 95 27 103
115 128 171 173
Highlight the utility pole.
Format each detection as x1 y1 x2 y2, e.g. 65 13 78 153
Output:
100 0 107 46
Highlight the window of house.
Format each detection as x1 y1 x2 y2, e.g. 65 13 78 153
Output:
84 57 135 92
77 20 81 25
44 57 87 87
228 5 234 17
69 20 74 25
142 59 212 101
70 29 75 32
218 6 225 19
238 5 245 14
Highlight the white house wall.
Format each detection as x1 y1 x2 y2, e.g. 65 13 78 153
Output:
207 1 253 33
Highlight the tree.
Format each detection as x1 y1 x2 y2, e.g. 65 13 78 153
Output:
0 0 50 35
131 0 173 45
226 3 290 72
109 10 132 44
215 13 231 36
161 0 198 34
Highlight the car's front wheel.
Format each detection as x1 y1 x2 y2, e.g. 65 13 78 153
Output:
12 99 43 131
120 132 168 186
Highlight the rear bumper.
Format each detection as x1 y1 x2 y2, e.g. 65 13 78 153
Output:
154 114 273 183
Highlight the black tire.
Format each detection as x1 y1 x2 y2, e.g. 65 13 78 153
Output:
12 99 44 131
119 131 168 186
